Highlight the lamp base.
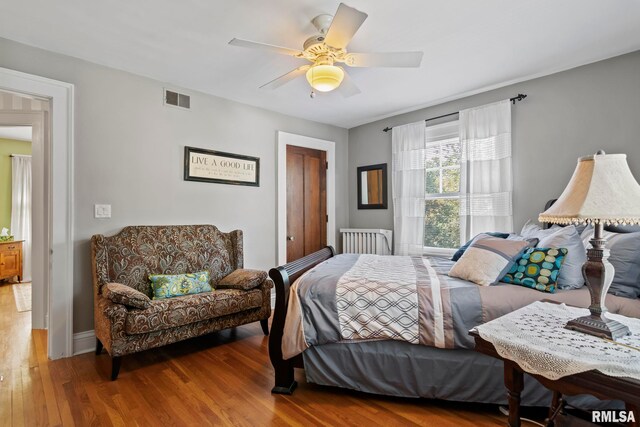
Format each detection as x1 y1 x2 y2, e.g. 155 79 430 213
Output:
565 314 630 341
564 223 631 341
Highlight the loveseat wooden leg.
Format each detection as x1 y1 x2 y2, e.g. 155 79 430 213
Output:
260 319 269 336
111 357 122 381
96 338 103 355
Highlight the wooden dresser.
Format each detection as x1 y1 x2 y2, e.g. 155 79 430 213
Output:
0 240 23 282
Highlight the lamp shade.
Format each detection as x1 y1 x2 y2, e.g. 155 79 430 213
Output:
539 152 640 225
306 65 344 92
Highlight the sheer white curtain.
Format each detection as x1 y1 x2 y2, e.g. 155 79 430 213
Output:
459 100 513 241
11 155 32 282
392 122 426 255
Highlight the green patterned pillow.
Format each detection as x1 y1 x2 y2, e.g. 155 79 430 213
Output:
501 247 568 293
149 271 212 299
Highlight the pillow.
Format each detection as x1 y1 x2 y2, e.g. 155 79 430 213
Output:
506 233 539 246
451 232 510 261
448 237 529 286
149 271 212 299
218 269 267 290
102 282 151 309
580 228 640 298
501 247 568 293
536 225 587 290
520 220 561 240
605 224 640 234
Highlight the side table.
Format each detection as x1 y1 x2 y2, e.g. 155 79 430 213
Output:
470 330 640 426
469 302 640 427
0 240 23 282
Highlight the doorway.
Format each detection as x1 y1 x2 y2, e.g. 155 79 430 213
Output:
0 67 74 359
286 145 327 262
0 103 47 333
277 131 336 265
0 124 32 291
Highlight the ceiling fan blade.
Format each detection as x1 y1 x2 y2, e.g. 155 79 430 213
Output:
345 52 424 68
324 3 368 49
259 65 311 90
229 38 304 57
338 68 361 98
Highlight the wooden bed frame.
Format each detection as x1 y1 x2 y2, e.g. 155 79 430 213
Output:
268 246 335 394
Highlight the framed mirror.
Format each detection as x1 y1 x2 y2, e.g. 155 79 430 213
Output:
357 163 388 209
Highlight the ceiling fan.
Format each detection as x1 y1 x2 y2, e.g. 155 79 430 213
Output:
229 3 423 97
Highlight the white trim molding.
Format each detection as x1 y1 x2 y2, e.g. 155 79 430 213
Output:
277 131 336 266
73 330 96 355
0 67 75 359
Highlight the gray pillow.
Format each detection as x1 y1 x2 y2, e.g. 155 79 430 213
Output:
520 220 561 241
537 225 587 290
581 228 640 299
507 233 539 247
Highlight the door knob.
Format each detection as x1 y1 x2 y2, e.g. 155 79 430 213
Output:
287 236 295 241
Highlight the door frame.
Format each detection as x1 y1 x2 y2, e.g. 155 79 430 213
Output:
0 67 75 359
277 131 335 265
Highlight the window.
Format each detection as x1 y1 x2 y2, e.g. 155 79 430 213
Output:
424 121 461 249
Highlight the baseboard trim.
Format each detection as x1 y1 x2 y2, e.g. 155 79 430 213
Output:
73 330 96 355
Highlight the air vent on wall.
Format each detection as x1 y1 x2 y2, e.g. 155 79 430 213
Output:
164 89 190 109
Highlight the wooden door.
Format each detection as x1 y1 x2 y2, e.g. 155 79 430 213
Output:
286 145 327 262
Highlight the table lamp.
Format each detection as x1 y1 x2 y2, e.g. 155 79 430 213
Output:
539 151 640 340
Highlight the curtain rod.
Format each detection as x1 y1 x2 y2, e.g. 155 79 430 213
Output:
9 154 31 158
381 94 527 133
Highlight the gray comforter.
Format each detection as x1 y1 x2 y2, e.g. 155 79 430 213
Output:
282 254 483 359
281 253 640 360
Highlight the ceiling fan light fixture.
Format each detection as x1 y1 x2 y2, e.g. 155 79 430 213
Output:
230 3 422 97
306 64 344 92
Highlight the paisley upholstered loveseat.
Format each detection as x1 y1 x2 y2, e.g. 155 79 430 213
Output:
91 225 272 380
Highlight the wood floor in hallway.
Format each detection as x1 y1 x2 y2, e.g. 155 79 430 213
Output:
0 282 517 426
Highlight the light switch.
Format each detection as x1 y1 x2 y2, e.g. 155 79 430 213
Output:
94 204 111 219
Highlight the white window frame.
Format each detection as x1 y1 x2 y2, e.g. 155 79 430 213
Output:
423 121 461 256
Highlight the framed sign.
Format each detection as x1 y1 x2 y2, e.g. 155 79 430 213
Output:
184 146 260 186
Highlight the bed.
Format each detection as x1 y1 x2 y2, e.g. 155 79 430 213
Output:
268 207 640 407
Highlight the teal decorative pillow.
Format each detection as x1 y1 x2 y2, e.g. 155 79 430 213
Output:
149 271 212 299
501 247 568 293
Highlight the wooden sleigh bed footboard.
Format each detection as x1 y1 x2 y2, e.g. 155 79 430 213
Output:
268 246 336 394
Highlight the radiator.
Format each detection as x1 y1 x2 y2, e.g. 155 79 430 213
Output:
340 229 393 255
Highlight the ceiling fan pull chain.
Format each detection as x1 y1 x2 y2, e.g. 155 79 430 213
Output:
310 67 316 98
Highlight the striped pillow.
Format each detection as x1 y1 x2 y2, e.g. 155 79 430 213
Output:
448 237 530 286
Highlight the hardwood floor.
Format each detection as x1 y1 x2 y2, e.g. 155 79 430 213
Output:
0 282 518 426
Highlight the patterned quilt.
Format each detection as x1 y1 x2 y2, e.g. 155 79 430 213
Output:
281 254 483 359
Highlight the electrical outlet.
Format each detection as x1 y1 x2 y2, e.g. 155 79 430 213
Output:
94 204 111 219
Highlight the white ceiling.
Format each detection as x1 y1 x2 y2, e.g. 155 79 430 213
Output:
0 126 32 142
1 1 639 128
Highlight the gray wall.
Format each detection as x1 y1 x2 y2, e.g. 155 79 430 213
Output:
0 37 349 333
348 50 640 238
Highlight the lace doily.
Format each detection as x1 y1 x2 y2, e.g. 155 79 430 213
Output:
473 301 640 380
